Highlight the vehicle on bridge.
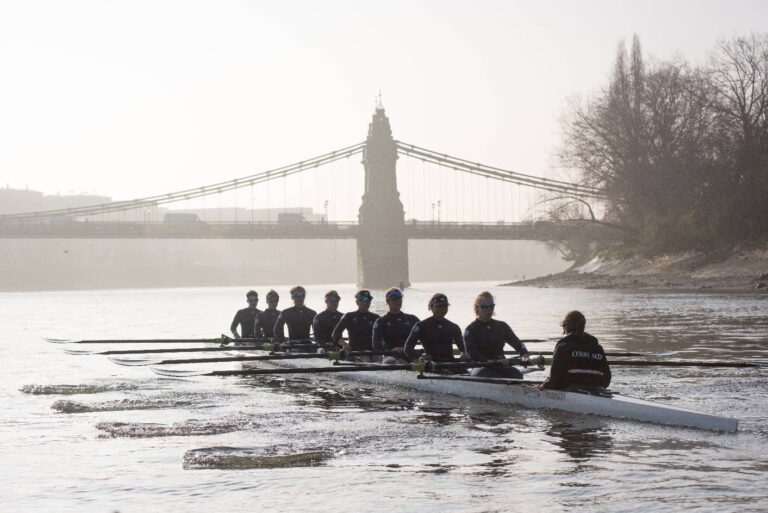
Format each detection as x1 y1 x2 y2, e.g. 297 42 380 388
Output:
277 212 308 224
163 213 203 223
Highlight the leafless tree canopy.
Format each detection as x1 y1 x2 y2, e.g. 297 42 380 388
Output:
560 34 768 252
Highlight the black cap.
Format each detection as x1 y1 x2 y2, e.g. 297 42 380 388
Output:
430 293 449 306
355 290 373 302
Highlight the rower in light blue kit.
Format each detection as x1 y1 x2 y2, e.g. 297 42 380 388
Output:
374 288 419 364
312 290 344 349
463 291 530 378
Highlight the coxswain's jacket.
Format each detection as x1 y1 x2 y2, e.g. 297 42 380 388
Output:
332 311 380 351
373 312 420 351
404 316 465 361
542 332 611 390
273 306 317 342
312 310 344 348
463 318 528 361
230 307 261 338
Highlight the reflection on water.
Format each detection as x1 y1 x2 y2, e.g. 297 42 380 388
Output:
546 422 614 463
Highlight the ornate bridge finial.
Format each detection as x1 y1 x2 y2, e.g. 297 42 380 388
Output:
376 89 384 110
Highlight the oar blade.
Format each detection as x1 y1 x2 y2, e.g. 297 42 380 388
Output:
63 349 96 356
150 367 211 377
45 338 74 344
108 357 162 367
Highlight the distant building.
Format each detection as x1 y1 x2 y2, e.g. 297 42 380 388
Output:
1 186 324 223
0 187 111 215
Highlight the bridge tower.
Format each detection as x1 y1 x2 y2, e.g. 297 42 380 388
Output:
356 101 411 289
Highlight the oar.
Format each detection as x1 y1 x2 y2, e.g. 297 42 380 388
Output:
48 336 234 345
607 360 765 368
65 341 316 356
46 334 282 345
110 350 389 367
505 356 763 368
151 360 519 378
510 351 676 358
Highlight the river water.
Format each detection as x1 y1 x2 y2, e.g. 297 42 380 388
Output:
2 282 767 512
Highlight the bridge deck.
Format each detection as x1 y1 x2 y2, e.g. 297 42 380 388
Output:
0 221 623 242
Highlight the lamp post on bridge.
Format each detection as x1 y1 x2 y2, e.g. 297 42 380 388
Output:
437 200 441 224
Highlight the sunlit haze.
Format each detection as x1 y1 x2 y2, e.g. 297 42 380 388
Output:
2 0 766 221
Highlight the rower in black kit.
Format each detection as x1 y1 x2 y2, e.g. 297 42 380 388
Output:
273 286 316 343
332 290 379 353
230 290 261 339
541 310 611 392
373 288 419 363
404 293 468 370
463 291 530 378
254 289 281 340
312 290 344 349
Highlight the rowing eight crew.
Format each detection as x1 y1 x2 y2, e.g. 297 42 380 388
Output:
230 287 611 392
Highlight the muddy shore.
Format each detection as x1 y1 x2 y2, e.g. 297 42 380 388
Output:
505 247 768 292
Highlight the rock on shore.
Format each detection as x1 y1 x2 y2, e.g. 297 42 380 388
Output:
505 247 768 292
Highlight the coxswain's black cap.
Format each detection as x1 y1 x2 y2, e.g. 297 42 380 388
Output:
355 290 373 302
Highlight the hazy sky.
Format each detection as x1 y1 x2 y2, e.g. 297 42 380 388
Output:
1 0 766 216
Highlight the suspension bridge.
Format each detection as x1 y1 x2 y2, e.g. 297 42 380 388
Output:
0 104 621 288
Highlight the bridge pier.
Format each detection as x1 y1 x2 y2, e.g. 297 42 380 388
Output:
356 103 410 289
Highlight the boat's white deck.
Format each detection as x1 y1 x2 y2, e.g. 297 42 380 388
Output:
242 353 739 433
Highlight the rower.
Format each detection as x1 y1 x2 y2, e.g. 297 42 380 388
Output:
312 290 344 350
331 290 380 357
230 290 261 339
273 286 316 343
373 288 419 363
463 291 530 378
541 311 611 391
254 289 281 340
404 293 468 366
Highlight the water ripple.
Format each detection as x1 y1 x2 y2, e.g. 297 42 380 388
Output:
183 446 332 470
19 382 141 395
95 417 257 438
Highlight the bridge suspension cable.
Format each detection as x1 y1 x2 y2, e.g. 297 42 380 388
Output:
1 142 365 222
395 141 604 199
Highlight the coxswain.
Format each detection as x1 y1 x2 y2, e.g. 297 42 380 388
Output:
254 289 281 340
541 311 611 391
273 286 316 343
331 290 380 357
230 290 261 339
373 288 419 363
404 293 468 366
463 291 530 378
312 290 344 349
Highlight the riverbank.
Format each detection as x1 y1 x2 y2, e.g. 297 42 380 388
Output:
505 247 768 292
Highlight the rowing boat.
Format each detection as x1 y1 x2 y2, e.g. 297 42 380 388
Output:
231 349 739 433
